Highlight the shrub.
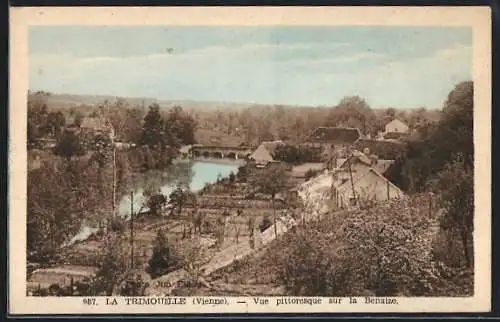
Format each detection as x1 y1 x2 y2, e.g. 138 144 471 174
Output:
237 165 249 182
228 172 236 184
109 217 126 233
272 197 444 296
147 229 173 279
95 233 129 296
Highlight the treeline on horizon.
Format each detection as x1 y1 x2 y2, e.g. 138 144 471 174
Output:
28 89 441 147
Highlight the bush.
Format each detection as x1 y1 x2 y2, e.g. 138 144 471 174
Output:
95 233 129 296
237 165 249 182
109 217 126 233
147 229 175 279
228 172 236 184
271 197 445 296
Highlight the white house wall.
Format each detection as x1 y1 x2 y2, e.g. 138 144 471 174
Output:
385 120 409 134
335 169 404 207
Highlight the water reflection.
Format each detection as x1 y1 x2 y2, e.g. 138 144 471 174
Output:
65 161 240 246
117 161 240 217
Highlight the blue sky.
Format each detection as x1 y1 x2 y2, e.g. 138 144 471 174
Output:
29 26 472 108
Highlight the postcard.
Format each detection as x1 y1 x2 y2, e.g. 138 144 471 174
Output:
9 6 491 315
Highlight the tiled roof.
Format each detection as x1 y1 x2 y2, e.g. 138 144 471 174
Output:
334 166 403 196
352 138 405 160
262 141 284 155
249 140 285 162
306 127 361 144
339 150 395 174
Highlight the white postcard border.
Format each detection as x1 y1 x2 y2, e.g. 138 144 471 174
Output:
9 6 492 315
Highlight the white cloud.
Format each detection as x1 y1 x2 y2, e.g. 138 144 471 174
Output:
29 40 471 108
346 43 472 108
287 51 386 66
368 43 471 78
434 43 471 61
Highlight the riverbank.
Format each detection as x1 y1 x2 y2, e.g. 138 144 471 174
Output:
174 157 246 167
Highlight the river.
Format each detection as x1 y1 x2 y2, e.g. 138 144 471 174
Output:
117 160 242 217
65 160 242 246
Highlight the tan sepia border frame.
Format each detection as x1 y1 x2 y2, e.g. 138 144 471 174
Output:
9 6 492 315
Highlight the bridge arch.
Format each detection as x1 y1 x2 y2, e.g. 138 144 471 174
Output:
191 145 251 160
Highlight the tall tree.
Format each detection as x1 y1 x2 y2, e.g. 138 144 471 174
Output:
165 105 197 146
325 96 376 135
433 156 474 267
46 111 66 138
140 104 167 147
168 186 188 217
434 81 474 167
27 91 51 142
251 164 288 239
386 81 474 193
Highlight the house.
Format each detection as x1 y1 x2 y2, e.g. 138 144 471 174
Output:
352 138 405 160
383 131 407 140
384 119 409 136
338 149 395 175
179 145 192 158
305 126 362 168
330 165 405 209
249 140 284 167
305 126 361 148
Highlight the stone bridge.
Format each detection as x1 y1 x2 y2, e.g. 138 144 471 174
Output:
188 144 255 160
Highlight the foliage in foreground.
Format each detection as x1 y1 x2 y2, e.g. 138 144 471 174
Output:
95 233 129 296
147 229 174 279
268 197 472 297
